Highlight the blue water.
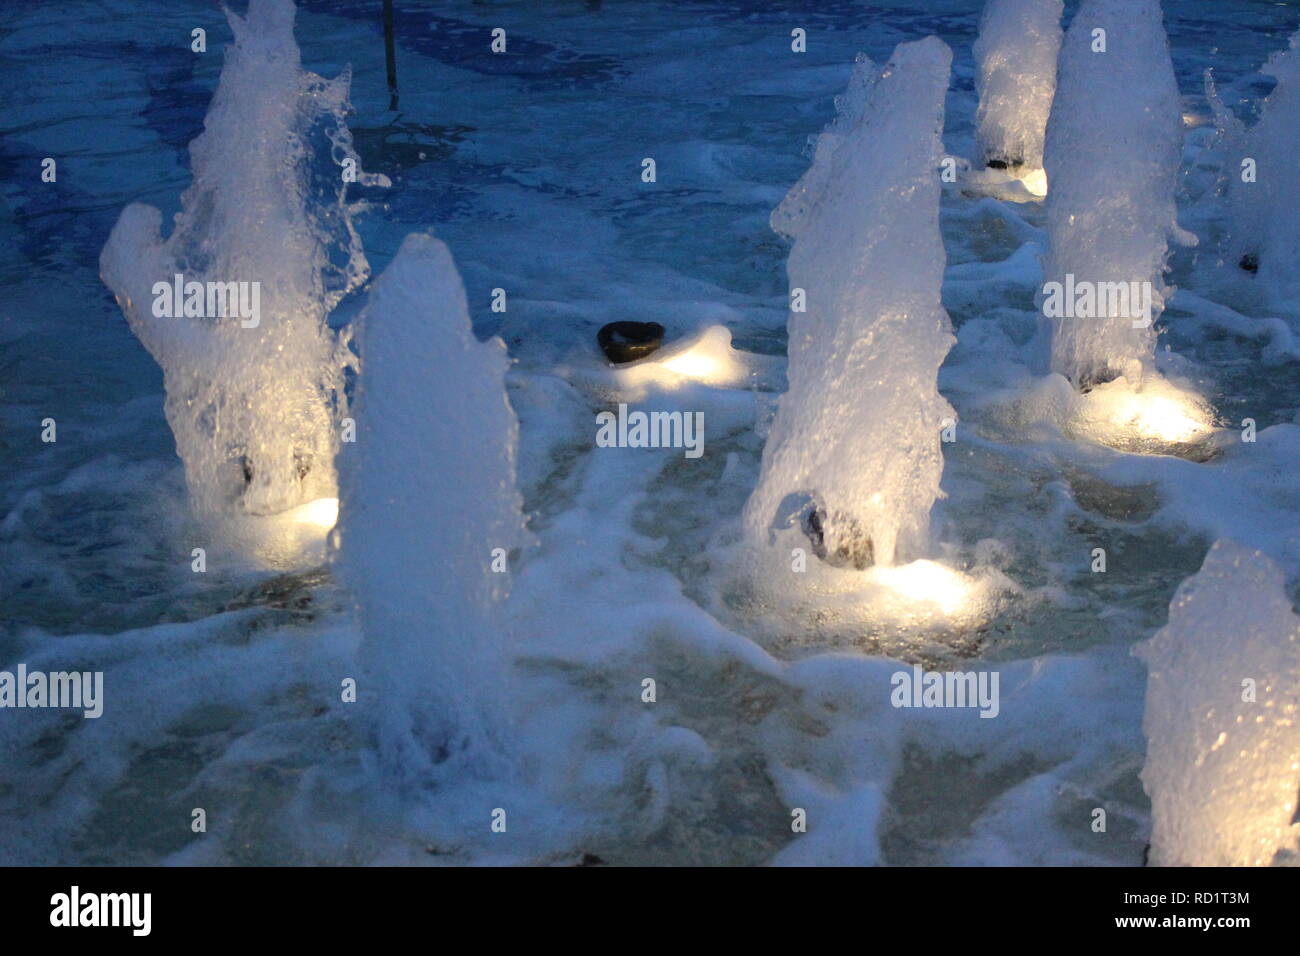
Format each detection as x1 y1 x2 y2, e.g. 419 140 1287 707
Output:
2 0 1298 865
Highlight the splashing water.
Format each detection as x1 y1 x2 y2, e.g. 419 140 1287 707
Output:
973 0 1063 174
100 0 387 518
5 0 1298 869
1209 28 1300 310
1136 540 1300 866
337 234 530 788
743 38 955 570
1040 0 1182 389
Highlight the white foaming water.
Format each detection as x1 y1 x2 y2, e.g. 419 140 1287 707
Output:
1041 0 1182 388
7 0 1300 868
100 0 386 518
337 234 529 789
1136 540 1300 866
744 38 956 570
1209 29 1300 310
973 0 1063 172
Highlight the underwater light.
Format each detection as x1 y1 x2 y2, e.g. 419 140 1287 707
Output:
1016 167 1048 197
288 496 339 530
871 560 976 615
660 348 722 379
1058 374 1214 452
1112 393 1208 443
962 162 1049 202
617 325 745 388
221 496 338 571
1085 384 1211 445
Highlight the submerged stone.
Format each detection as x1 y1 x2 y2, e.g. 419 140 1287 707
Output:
598 321 665 364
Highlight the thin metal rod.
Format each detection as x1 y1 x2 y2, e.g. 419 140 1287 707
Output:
382 0 398 110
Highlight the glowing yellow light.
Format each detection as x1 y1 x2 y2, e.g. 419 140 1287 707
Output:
1113 393 1208 443
1018 167 1048 197
871 560 975 615
964 163 1048 202
1066 375 1214 452
223 496 338 570
1080 380 1211 446
289 496 339 529
616 325 744 389
660 350 720 379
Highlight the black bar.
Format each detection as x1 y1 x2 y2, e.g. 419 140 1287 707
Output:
3 866 1282 942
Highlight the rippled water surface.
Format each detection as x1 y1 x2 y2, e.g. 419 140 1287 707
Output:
2 0 1298 865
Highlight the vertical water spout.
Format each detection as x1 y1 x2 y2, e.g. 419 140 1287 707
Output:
744 38 955 569
100 0 387 517
337 234 530 786
973 0 1063 177
1210 29 1300 309
1040 0 1182 389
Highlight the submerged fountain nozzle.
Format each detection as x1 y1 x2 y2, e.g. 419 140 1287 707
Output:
801 505 876 570
598 321 665 364
1076 365 1122 394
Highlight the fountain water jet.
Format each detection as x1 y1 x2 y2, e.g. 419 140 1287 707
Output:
100 0 387 518
1040 0 1181 390
744 38 955 570
337 233 530 786
1209 28 1300 309
973 0 1063 179
1136 540 1300 866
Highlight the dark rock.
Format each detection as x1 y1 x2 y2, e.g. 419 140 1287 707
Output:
1240 252 1259 274
598 321 665 364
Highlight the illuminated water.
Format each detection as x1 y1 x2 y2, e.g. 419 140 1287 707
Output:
1 0 1299 866
744 36 955 570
